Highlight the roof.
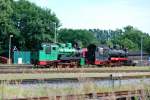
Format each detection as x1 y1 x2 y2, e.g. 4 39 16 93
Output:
128 51 149 56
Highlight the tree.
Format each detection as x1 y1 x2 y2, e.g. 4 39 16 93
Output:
11 0 60 50
122 26 143 49
89 29 123 45
90 26 150 53
111 25 150 52
0 0 60 56
58 29 98 47
142 34 150 53
120 38 139 51
0 0 15 55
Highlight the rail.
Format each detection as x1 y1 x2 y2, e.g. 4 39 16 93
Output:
7 89 148 100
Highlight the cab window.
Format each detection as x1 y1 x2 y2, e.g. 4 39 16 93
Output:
45 46 51 54
52 47 56 51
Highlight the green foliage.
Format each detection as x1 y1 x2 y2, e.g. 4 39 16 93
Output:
0 0 150 55
89 29 122 44
122 26 143 48
12 0 60 50
0 0 15 54
58 29 98 47
121 26 150 52
91 25 150 53
106 40 113 47
143 35 150 53
0 0 60 56
120 38 139 50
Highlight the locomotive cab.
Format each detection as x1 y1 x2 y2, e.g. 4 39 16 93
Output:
86 44 110 65
40 43 59 61
31 43 59 66
95 47 109 65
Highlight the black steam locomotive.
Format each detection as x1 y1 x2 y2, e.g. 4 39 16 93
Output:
85 44 135 66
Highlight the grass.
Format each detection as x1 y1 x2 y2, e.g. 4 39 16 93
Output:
0 78 149 99
0 66 149 99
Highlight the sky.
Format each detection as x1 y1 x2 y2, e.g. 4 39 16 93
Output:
28 0 150 33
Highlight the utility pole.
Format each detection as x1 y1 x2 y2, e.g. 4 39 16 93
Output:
9 35 13 64
52 22 57 43
140 35 143 66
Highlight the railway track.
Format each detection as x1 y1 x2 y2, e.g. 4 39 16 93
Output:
0 64 33 68
0 72 150 81
6 89 148 100
0 66 150 73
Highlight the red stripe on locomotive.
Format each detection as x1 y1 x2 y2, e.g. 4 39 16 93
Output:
110 57 128 61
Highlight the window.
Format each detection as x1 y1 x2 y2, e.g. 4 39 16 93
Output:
52 47 56 51
45 46 51 54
